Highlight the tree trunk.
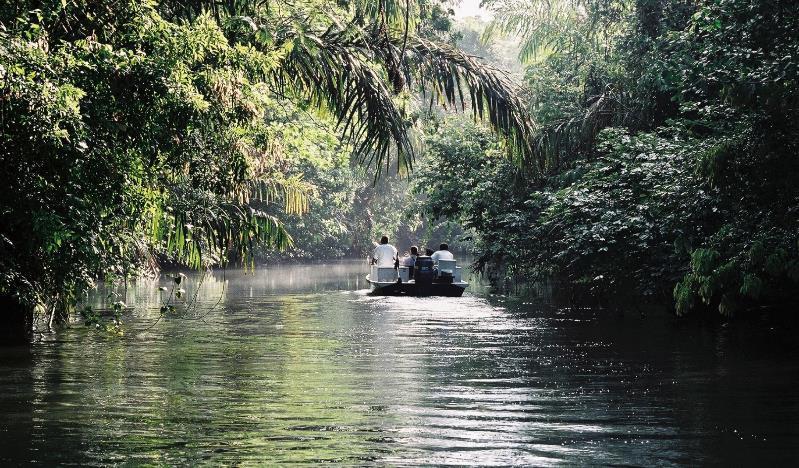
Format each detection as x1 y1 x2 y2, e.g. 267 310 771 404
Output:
0 295 33 345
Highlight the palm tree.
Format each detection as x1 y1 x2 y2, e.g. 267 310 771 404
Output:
161 0 539 173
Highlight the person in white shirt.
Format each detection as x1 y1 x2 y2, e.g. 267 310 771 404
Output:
430 243 454 264
372 235 398 267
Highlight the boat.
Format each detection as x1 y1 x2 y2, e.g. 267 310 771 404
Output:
366 256 469 296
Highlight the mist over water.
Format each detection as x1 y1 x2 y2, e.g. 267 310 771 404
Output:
1 261 798 465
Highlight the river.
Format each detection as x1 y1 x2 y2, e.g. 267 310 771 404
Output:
1 260 798 465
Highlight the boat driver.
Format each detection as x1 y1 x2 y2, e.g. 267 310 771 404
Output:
372 235 398 267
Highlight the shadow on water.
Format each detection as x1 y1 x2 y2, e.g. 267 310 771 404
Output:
1 260 798 465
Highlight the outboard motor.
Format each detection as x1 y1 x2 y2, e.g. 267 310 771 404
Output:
414 256 435 295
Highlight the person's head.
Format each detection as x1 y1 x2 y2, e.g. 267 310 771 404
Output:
380 235 389 245
439 243 449 251
425 248 434 256
410 246 418 256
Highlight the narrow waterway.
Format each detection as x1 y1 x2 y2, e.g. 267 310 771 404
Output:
1 261 798 465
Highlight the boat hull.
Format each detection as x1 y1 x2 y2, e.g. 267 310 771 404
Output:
366 276 467 297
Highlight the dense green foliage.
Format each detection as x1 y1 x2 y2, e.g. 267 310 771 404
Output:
2 0 796 328
0 0 535 324
1 5 299 314
416 0 799 315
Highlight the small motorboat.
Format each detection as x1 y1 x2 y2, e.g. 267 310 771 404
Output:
366 256 468 296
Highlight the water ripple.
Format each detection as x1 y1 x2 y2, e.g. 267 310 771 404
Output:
1 263 798 465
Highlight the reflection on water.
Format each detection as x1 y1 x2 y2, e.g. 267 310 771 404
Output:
1 261 798 465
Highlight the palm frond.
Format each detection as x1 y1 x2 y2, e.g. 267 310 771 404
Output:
269 24 415 176
531 88 624 169
481 0 629 62
148 186 295 269
263 19 540 175
345 0 414 27
405 36 540 169
249 176 312 216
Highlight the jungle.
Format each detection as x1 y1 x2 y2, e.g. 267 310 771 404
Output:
2 0 798 330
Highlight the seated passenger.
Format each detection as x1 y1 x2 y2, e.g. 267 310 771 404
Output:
431 243 454 264
401 246 419 267
372 235 398 267
401 246 418 279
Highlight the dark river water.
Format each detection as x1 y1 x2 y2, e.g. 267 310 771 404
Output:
1 260 798 465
